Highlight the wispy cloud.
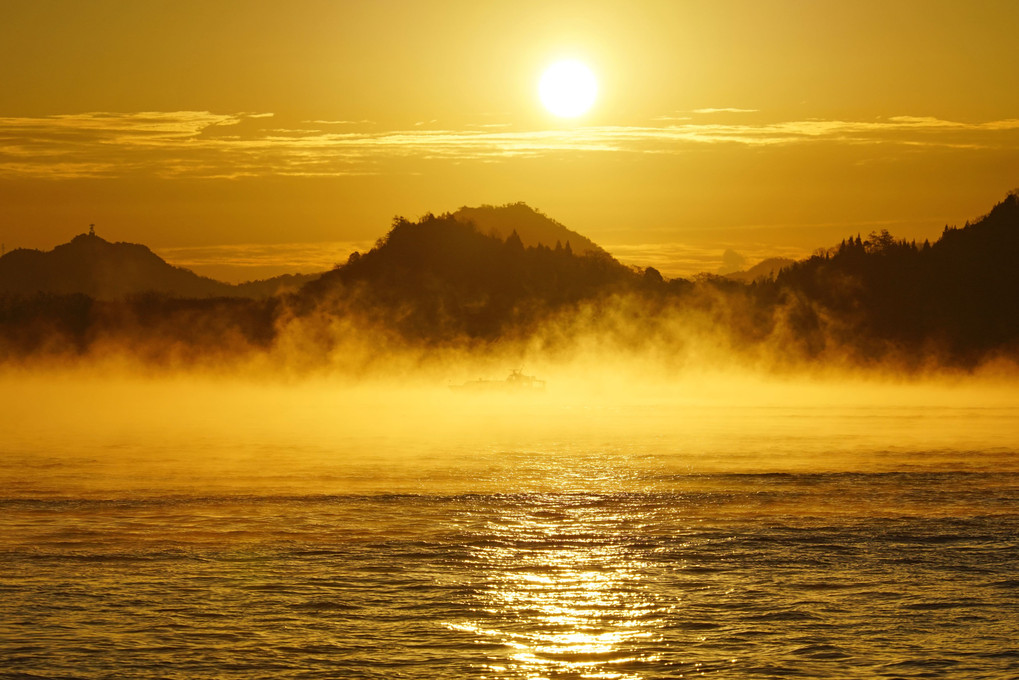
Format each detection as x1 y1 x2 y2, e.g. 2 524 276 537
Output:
2 111 1018 180
303 119 372 125
692 107 760 114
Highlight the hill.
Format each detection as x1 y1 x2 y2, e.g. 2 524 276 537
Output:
234 272 323 298
0 233 234 300
0 232 321 300
726 257 797 283
301 210 639 340
453 203 606 256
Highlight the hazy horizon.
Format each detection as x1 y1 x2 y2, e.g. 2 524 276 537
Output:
4 202 817 284
4 194 1003 284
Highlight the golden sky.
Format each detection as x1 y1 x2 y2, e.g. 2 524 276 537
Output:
2 0 1018 280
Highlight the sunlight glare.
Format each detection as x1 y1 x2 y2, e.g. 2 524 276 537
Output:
445 496 663 677
539 60 598 118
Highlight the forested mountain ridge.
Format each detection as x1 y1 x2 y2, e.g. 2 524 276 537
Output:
452 202 606 256
764 192 1019 362
0 195 1017 370
300 212 639 340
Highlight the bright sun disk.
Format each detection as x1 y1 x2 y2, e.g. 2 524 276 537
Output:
539 60 597 118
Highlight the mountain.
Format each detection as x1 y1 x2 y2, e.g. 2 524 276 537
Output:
0 233 234 299
234 272 323 298
0 232 322 300
301 209 638 340
453 203 606 256
726 257 797 283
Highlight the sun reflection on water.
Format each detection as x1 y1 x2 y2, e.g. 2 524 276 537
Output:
448 494 667 678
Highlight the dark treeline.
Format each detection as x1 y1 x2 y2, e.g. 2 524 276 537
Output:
1 194 1017 371
0 293 279 365
757 192 1019 366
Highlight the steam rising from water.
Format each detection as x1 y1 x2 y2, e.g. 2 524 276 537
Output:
3 363 1017 679
3 364 1016 500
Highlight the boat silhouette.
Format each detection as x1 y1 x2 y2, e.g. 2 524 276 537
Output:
450 368 546 392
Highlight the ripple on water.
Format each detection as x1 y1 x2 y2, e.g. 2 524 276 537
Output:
1 475 1018 678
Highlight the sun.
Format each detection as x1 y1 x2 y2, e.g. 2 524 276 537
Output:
539 60 598 118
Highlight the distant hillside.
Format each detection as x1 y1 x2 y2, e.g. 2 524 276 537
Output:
234 272 323 298
453 203 606 256
0 233 234 300
726 257 797 283
0 233 320 300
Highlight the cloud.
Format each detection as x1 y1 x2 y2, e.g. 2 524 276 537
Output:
157 240 373 272
0 111 260 178
2 111 1018 180
692 107 760 114
606 241 809 279
303 119 372 125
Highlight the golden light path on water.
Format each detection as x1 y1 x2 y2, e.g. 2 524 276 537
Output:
3 371 1019 678
449 494 671 679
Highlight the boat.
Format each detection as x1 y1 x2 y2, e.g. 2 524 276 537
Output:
450 368 546 392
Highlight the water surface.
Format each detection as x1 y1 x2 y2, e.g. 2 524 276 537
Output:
2 375 1017 678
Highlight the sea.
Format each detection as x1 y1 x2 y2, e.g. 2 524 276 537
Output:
2 373 1018 679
